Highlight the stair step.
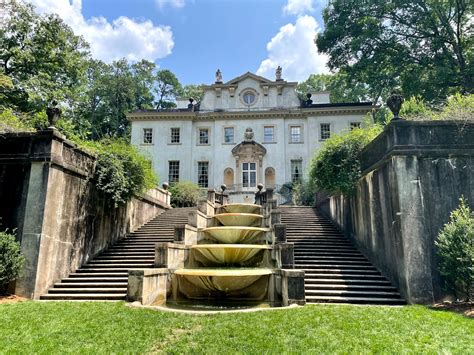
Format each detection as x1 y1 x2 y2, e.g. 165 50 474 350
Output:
54 282 127 288
296 264 376 269
306 289 401 297
69 272 129 277
48 287 126 294
41 293 126 300
304 284 397 291
61 277 129 283
305 278 390 284
305 296 406 305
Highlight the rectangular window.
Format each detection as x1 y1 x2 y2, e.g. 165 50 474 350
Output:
168 161 180 184
199 128 209 144
320 123 331 140
350 122 361 130
264 126 274 142
242 162 257 188
170 127 180 143
290 126 302 143
198 161 209 188
291 160 302 183
143 128 153 144
224 127 234 143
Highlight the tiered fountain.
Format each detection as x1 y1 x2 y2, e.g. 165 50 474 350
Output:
127 190 305 310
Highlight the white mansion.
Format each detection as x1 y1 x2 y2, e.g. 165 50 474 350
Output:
128 70 373 201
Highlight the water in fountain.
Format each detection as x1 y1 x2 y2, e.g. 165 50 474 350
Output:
166 203 281 309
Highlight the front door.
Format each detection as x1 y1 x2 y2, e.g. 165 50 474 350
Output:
242 162 257 189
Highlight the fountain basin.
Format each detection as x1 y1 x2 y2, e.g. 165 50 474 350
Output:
191 244 271 265
213 213 263 227
175 268 273 295
221 203 261 214
201 226 269 244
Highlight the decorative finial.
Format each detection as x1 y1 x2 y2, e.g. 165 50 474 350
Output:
215 69 222 83
257 183 264 191
162 182 169 190
386 89 404 120
220 184 227 192
46 99 61 128
276 66 282 81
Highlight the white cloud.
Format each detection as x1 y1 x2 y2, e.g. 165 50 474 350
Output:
257 15 329 82
283 0 314 16
156 0 186 9
28 0 174 63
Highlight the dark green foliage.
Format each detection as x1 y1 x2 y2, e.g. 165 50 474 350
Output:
435 197 474 301
169 181 202 207
317 0 473 104
279 181 315 206
179 84 205 103
0 231 25 294
309 126 382 195
88 140 158 207
154 70 182 109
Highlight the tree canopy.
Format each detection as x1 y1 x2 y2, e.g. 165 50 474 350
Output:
0 0 187 140
316 0 473 103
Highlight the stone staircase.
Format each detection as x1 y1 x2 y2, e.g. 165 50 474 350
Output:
40 207 194 301
280 206 405 305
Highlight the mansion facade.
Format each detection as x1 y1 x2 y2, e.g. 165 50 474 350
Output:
128 71 374 201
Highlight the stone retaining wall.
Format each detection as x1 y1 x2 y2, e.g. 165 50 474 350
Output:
0 130 171 299
317 120 474 304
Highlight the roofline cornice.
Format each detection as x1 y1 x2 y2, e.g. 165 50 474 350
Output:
127 105 377 122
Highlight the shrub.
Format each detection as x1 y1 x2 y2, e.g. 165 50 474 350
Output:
169 181 202 207
91 139 158 207
0 109 35 133
279 181 315 206
0 231 25 294
309 125 382 196
435 197 474 301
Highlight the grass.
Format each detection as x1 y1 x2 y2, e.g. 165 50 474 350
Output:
0 302 472 354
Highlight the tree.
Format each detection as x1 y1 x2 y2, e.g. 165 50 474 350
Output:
131 60 156 110
154 70 182 109
0 0 89 112
316 0 473 103
297 73 372 103
179 84 205 103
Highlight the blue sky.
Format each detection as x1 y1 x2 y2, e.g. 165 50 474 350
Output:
29 0 329 85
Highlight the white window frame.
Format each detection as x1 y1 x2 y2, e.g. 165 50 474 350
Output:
197 161 209 188
168 161 180 184
291 160 303 183
198 127 210 145
289 125 303 143
142 128 153 144
320 123 331 141
350 122 361 130
242 162 257 188
170 127 181 144
263 126 275 143
223 126 235 144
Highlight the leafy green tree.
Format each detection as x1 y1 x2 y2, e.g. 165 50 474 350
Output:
179 84 205 103
309 125 383 195
297 73 372 103
435 197 474 301
131 60 156 110
316 0 473 103
169 181 202 207
154 69 182 109
0 0 89 112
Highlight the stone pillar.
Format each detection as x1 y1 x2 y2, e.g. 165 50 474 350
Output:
15 162 50 299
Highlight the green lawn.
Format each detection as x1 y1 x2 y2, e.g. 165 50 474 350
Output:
0 302 472 354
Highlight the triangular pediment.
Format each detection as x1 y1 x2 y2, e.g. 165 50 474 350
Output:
225 72 273 85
